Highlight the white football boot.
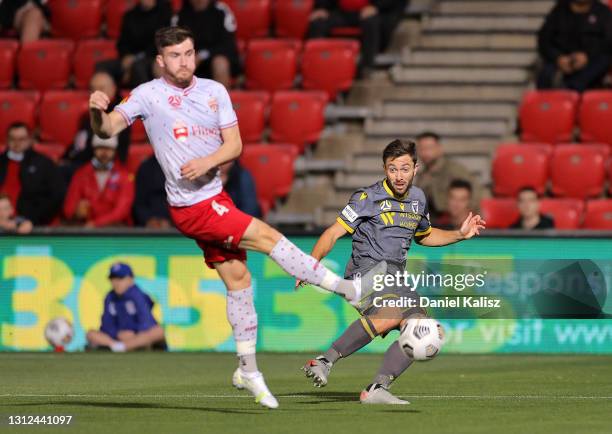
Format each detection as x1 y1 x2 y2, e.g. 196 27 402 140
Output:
232 368 279 409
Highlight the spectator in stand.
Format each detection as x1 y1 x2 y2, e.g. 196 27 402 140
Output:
537 0 612 92
0 0 48 43
509 187 554 230
177 0 241 88
219 160 261 218
98 0 173 88
0 193 33 234
61 71 130 182
414 131 479 220
63 135 135 227
86 262 166 352
133 155 172 228
306 0 408 74
0 122 65 226
435 179 473 230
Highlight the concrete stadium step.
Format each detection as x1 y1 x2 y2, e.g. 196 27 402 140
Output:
436 1 553 16
380 85 526 103
424 16 543 33
391 66 529 85
419 34 536 50
404 50 536 67
377 101 517 121
364 118 511 138
335 172 384 190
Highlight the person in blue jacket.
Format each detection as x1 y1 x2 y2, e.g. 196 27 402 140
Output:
86 262 166 352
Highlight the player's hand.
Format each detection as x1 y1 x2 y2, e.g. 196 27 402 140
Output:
181 157 214 181
459 212 486 239
89 90 110 112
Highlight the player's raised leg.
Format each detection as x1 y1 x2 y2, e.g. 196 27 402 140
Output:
239 218 386 305
214 259 278 409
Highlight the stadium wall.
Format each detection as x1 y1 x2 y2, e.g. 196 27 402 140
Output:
1 233 611 353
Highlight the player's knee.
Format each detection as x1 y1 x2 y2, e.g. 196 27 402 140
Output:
242 218 282 253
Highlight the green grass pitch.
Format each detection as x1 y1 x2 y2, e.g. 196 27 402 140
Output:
1 353 610 434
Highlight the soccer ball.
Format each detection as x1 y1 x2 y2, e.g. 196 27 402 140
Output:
399 317 445 361
44 317 73 348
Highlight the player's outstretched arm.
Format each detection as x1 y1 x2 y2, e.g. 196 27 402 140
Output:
89 90 128 138
417 212 486 247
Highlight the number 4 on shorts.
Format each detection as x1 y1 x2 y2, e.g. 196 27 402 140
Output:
212 200 229 216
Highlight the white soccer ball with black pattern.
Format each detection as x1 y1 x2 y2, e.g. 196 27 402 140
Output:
399 318 445 361
44 317 73 348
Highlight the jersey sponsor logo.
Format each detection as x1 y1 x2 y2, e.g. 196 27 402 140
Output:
168 95 182 108
411 200 419 213
380 200 392 211
208 97 219 113
212 200 229 216
342 205 358 222
173 120 189 142
109 302 117 316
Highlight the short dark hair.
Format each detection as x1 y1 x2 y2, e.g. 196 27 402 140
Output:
382 139 417 165
155 26 195 54
7 122 30 137
416 131 441 142
449 179 472 194
517 186 538 197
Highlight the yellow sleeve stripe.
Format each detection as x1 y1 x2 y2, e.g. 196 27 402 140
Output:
415 226 432 237
336 217 355 234
360 317 377 339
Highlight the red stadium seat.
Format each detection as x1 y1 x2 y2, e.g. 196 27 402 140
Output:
0 91 39 139
245 39 300 92
126 143 154 174
33 143 66 163
49 0 104 39
240 144 296 215
479 198 519 229
538 198 584 230
302 39 359 99
583 200 612 229
491 143 552 197
229 90 270 143
274 0 313 39
579 90 612 145
518 90 579 143
39 91 89 146
0 39 19 88
18 40 74 91
74 39 118 89
269 90 328 152
105 0 138 39
225 0 271 41
550 144 609 199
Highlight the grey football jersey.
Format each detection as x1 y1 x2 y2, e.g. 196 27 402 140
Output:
337 180 431 278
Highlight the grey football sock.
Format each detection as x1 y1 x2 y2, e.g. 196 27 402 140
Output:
330 318 378 359
373 340 414 388
322 347 341 364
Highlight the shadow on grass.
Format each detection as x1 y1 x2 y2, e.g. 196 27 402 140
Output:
4 400 262 415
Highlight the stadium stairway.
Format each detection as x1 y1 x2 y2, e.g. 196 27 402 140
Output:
269 0 554 228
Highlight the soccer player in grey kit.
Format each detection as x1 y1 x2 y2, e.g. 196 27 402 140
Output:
88 26 384 409
301 139 486 404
